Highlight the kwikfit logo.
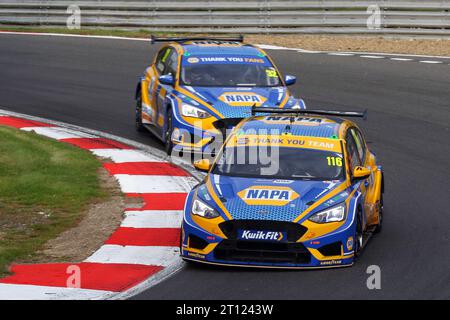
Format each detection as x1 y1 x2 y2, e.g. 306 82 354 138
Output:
240 230 284 241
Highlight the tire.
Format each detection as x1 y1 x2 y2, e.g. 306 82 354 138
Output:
179 227 194 266
164 108 174 155
354 209 364 258
181 257 196 267
179 226 183 254
374 192 384 234
135 93 145 132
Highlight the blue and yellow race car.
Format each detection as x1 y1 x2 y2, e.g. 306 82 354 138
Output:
135 36 305 155
180 108 384 268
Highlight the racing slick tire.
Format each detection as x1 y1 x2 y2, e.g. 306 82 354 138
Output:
179 227 195 266
135 92 146 132
354 208 364 258
374 193 384 234
164 107 174 155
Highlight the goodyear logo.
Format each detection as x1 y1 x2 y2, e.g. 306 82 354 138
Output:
218 92 267 107
237 186 299 206
238 230 285 242
320 260 343 266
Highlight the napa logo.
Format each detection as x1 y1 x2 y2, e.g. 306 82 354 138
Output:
218 92 267 107
237 186 299 206
260 116 335 126
187 57 199 63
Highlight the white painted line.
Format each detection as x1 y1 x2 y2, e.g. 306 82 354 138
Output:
339 50 450 60
255 44 290 50
0 283 113 300
390 58 413 61
360 55 385 59
419 60 443 64
111 257 184 300
91 149 162 163
327 52 355 56
21 126 97 140
296 49 322 54
122 210 183 228
114 174 196 193
0 31 148 42
85 245 180 266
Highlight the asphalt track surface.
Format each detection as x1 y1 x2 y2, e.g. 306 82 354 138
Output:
0 34 449 299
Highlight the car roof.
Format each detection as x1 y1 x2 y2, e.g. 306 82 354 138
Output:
238 115 348 139
176 41 263 56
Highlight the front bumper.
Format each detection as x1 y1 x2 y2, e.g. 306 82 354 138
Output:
169 98 308 155
181 215 356 269
170 111 222 155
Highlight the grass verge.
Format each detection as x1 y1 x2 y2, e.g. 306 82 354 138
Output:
0 126 104 277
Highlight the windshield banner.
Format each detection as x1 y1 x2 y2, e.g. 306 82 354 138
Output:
227 134 343 153
184 55 272 66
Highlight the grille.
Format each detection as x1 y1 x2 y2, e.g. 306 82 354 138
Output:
215 220 310 264
214 240 310 264
317 241 342 257
224 199 307 222
188 234 210 250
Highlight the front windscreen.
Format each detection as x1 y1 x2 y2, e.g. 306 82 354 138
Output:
180 55 282 87
212 145 345 181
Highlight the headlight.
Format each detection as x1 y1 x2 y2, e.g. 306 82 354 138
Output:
181 103 211 119
191 198 219 219
308 203 346 224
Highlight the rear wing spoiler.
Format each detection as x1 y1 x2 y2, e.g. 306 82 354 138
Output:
150 35 244 44
213 107 367 136
251 107 368 120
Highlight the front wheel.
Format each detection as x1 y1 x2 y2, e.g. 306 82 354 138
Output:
354 210 364 258
374 193 384 234
164 108 174 155
135 94 145 132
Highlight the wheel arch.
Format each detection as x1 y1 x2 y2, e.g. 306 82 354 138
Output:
135 75 147 100
135 82 142 100
162 101 174 144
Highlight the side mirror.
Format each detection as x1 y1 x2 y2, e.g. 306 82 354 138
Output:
159 74 174 86
353 166 371 180
193 159 212 172
285 75 296 86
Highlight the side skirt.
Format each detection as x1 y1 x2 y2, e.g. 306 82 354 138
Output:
143 124 163 142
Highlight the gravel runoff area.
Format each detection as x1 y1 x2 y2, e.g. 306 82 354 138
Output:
247 34 450 56
1 27 450 56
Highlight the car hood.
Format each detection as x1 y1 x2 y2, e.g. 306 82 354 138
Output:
203 174 347 222
179 85 295 118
